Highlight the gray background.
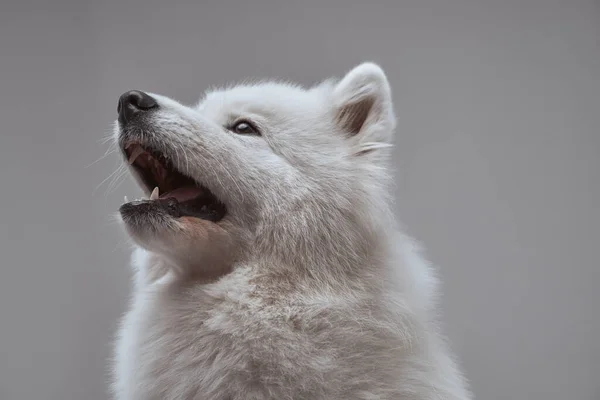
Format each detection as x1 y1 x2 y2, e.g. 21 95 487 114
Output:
1 0 599 399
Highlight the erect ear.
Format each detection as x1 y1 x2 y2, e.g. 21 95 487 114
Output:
331 62 396 150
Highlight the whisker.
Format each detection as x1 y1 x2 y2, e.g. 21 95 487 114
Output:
85 146 119 169
94 161 125 195
105 165 128 196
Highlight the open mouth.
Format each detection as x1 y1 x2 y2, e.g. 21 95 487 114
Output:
122 142 226 222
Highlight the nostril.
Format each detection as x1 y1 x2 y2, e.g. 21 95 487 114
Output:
131 91 158 110
117 90 158 124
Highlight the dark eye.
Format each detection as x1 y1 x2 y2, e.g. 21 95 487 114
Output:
230 120 260 135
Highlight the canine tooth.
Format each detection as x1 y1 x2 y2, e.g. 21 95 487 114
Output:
150 187 159 200
128 146 145 164
124 195 129 203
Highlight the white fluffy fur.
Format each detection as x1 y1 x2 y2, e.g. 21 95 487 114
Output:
111 63 471 399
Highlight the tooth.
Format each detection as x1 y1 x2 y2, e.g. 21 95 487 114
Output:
128 146 145 165
124 195 129 203
150 187 159 200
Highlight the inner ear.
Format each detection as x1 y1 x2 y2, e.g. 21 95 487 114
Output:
337 96 376 136
331 62 393 140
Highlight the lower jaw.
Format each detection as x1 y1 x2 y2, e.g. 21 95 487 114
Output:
121 196 226 222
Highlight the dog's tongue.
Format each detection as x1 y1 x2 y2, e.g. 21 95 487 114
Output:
160 186 203 202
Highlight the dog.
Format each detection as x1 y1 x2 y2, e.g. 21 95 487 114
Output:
111 62 472 399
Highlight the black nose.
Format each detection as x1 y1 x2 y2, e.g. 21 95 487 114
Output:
117 90 158 125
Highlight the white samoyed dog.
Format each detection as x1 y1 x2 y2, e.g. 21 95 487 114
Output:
111 63 471 400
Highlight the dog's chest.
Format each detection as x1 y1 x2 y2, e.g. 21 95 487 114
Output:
116 282 340 399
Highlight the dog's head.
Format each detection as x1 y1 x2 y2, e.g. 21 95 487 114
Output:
115 63 396 277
